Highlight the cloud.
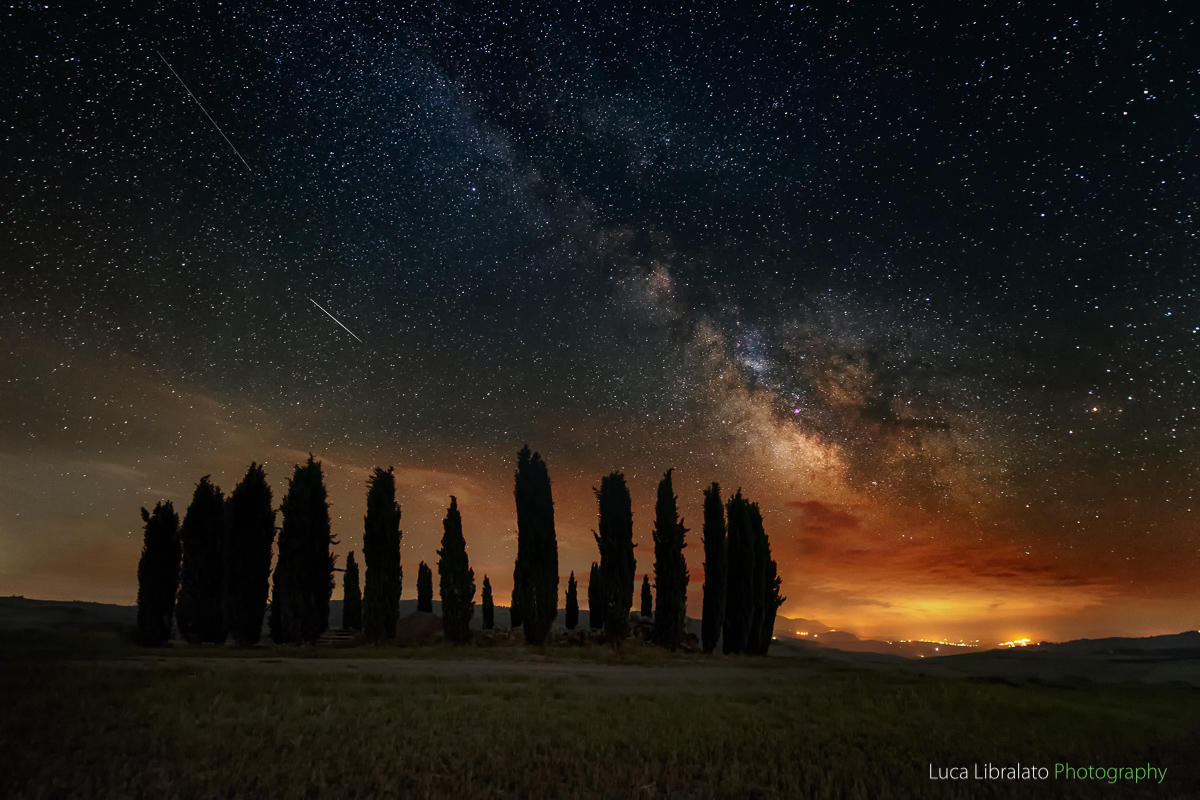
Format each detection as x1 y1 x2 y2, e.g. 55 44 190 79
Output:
788 499 860 539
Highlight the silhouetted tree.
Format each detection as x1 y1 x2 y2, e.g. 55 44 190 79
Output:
481 575 494 630
723 490 754 654
417 561 433 613
509 576 523 630
641 575 653 619
363 467 402 642
438 496 476 644
513 445 558 645
652 469 689 649
757 552 786 655
225 463 275 646
269 455 337 644
565 571 579 630
746 502 768 654
137 501 180 646
587 561 605 630
700 482 727 654
177 476 227 644
343 551 362 630
594 471 636 640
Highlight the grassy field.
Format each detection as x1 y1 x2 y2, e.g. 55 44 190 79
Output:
2 611 1199 798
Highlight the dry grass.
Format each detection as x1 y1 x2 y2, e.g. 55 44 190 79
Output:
2 627 1198 798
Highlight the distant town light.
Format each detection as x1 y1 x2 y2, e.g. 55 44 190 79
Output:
999 637 1032 648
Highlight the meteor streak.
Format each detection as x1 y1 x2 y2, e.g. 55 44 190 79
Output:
156 50 253 174
309 298 363 343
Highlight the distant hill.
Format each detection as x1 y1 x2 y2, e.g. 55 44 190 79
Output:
772 627 1200 660
766 616 960 658
771 628 974 659
771 616 835 635
1031 631 1200 656
0 596 138 631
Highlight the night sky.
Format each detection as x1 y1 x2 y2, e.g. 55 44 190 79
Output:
3 1 1197 645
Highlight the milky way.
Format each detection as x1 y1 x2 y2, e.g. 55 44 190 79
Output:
2 2 1196 643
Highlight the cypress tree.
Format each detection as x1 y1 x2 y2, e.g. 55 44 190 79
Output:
363 467 402 642
565 571 579 630
342 551 362 630
700 482 727 654
652 469 689 649
177 476 227 645
746 502 768 654
587 561 605 630
417 561 433 612
437 496 476 644
481 575 494 630
136 501 180 646
723 490 754 654
513 445 558 645
225 463 275 646
509 576 523 629
640 575 653 619
758 552 786 655
594 471 636 641
269 455 337 644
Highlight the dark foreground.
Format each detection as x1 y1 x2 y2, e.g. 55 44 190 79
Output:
1 604 1199 798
